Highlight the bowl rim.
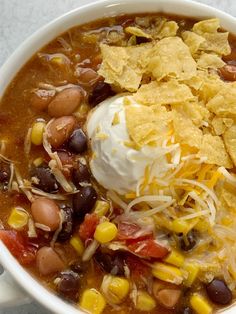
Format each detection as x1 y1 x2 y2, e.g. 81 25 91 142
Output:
0 0 236 313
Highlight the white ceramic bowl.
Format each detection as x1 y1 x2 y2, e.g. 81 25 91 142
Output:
0 0 236 313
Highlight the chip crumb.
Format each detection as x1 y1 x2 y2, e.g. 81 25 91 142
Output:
112 112 120 126
95 133 109 140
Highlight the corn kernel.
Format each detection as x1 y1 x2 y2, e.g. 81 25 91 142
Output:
80 288 106 314
164 249 185 267
152 262 183 285
93 200 109 217
135 291 156 311
94 222 117 243
31 121 46 146
101 275 130 304
172 219 191 234
7 207 28 230
70 236 84 256
33 157 44 167
51 56 64 65
190 294 212 314
183 263 200 287
194 219 209 232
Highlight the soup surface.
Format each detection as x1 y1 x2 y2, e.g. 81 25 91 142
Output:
1 13 236 314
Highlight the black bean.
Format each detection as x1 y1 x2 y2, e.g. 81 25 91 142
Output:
58 206 74 242
0 163 10 189
72 162 90 188
94 251 125 276
178 307 193 314
72 186 97 220
179 230 197 251
56 271 80 302
67 129 87 154
88 81 114 106
206 278 232 305
70 262 84 274
31 165 59 193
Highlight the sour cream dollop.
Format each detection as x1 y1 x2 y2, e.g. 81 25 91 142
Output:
86 95 170 195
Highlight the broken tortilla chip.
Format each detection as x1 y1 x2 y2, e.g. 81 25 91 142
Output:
192 18 231 56
125 104 171 146
173 110 202 149
223 124 236 166
206 84 236 118
212 117 233 136
148 37 197 80
98 43 153 92
197 134 233 168
197 53 225 69
134 80 194 106
182 31 206 55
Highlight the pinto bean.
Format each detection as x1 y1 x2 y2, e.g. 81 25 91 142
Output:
31 89 55 111
47 116 77 148
155 289 181 309
36 246 65 275
48 88 83 117
76 67 101 86
219 64 236 81
31 197 60 231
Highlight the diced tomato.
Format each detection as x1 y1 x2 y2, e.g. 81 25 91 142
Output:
0 230 36 265
117 221 153 241
126 254 150 280
127 239 169 259
79 213 99 241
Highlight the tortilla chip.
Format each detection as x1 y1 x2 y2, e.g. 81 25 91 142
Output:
156 21 179 39
197 134 233 168
172 100 210 127
192 18 230 56
98 43 152 91
173 111 202 149
192 18 220 35
201 32 231 56
125 104 171 146
199 73 225 104
125 26 152 39
182 31 206 55
212 117 234 135
134 80 194 106
206 85 236 118
223 124 236 166
221 185 236 210
197 53 225 69
182 71 205 91
148 37 197 80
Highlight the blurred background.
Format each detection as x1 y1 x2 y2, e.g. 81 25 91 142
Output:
0 0 235 313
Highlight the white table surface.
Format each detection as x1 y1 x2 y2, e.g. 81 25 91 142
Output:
0 0 235 313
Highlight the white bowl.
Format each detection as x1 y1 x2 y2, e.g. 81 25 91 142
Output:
0 0 236 313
